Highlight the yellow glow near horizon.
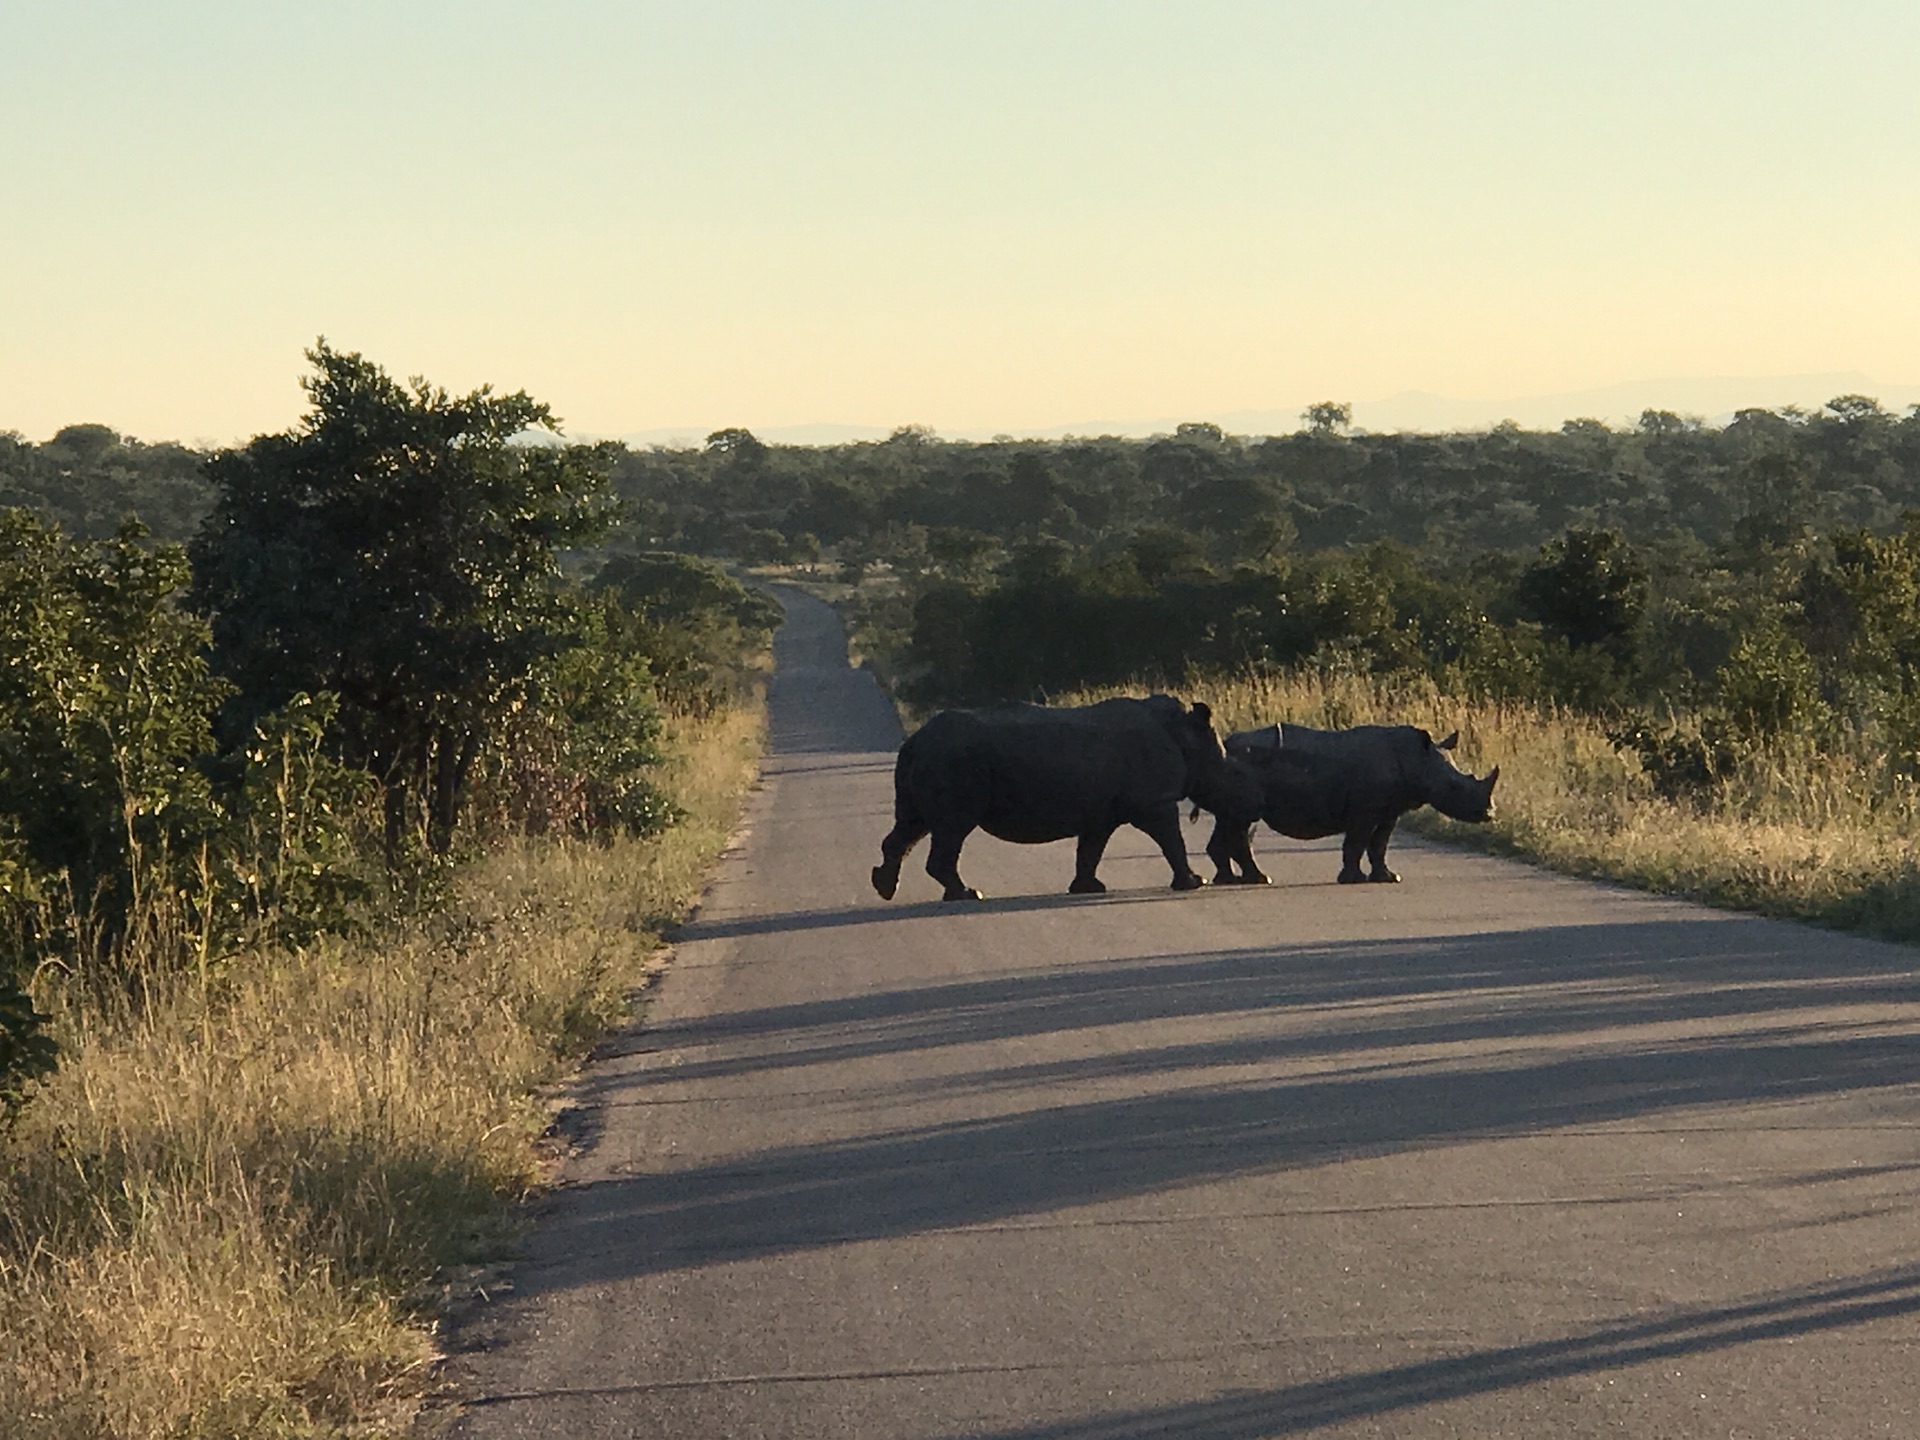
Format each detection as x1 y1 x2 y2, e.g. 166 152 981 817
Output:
4 2 1918 445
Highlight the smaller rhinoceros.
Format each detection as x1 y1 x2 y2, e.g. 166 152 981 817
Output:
1206 722 1498 885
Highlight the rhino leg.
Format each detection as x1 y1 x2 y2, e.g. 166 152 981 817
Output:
873 818 930 900
1366 819 1400 883
1137 804 1206 891
1206 819 1268 885
1070 826 1116 894
927 826 984 902
1337 830 1369 885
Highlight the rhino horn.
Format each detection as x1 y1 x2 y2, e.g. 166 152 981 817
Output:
1484 765 1500 787
1192 701 1212 724
1438 730 1459 750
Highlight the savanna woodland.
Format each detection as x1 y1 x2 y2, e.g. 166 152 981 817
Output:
8 350 1920 1434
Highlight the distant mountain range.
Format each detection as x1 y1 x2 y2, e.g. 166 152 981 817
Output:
610 372 1920 447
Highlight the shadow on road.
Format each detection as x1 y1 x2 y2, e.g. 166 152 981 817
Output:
458 1263 1920 1422
931 1263 1920 1438
634 916 1919 1095
674 883 1253 944
544 915 1920 1279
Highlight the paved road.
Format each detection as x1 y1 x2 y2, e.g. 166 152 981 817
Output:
449 589 1920 1438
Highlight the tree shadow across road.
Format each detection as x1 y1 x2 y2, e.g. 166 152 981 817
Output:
672 883 1233 945
546 915 1920 1277
457 1263 1920 1424
628 916 1920 1098
925 1263 1920 1438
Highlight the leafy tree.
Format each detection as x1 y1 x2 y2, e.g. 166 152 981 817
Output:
190 342 620 858
1715 621 1828 739
1303 401 1352 435
1515 528 1649 656
46 423 121 466
925 527 999 584
1125 526 1211 587
1175 474 1292 560
1730 451 1814 556
471 595 680 839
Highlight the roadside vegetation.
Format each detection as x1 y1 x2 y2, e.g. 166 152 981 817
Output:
1 346 774 1437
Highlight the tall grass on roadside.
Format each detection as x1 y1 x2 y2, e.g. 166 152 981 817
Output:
1196 668 1920 940
0 701 763 1440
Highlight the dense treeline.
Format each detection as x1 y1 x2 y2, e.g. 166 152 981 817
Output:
598 399 1920 563
0 424 212 543
0 347 779 1103
600 398 1920 766
17 395 1920 570
593 398 1920 763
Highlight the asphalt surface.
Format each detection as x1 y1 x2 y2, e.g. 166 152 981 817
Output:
447 587 1920 1438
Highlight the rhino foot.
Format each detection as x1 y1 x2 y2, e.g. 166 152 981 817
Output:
1368 868 1401 884
872 864 899 901
1170 872 1207 891
1069 876 1108 895
942 886 985 902
1220 870 1271 886
1336 867 1368 885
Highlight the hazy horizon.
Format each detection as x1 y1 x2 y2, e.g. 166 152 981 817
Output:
13 368 1920 454
606 370 1920 450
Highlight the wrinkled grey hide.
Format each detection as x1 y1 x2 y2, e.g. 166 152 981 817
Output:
1206 722 1499 885
873 695 1234 902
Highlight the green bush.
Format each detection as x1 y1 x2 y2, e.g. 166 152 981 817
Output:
0 511 230 968
591 551 781 714
474 595 682 840
0 512 375 980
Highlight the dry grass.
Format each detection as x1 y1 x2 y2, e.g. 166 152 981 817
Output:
1196 668 1920 939
0 700 764 1439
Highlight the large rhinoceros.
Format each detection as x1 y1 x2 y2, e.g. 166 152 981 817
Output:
872 695 1237 902
1205 722 1498 885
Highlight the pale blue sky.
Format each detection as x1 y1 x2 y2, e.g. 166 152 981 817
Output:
4 1 1918 442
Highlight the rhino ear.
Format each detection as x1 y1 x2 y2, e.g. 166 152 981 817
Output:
1191 701 1211 725
1438 730 1459 750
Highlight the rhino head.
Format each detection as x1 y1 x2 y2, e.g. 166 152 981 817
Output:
1144 695 1237 809
1415 729 1499 822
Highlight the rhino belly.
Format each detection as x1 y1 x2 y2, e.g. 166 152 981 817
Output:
973 738 1149 844
979 813 1081 845
978 783 1104 844
1259 774 1353 840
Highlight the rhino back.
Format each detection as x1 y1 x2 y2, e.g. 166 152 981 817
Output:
903 700 1184 841
1282 723 1427 785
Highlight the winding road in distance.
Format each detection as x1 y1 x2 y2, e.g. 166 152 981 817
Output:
447 588 1920 1439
